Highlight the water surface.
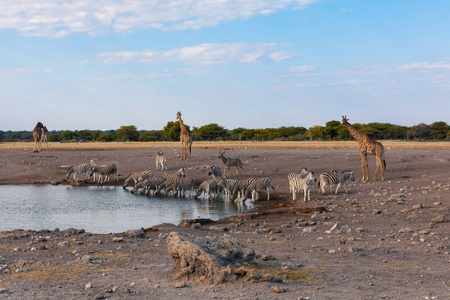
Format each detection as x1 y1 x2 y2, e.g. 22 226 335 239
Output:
0 185 250 234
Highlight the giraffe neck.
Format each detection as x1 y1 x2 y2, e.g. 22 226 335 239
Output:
178 118 188 133
345 123 367 143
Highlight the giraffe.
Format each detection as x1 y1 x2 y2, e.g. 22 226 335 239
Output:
342 116 386 181
176 112 192 161
32 122 44 152
41 125 49 150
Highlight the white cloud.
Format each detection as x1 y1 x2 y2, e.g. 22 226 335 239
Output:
0 0 317 37
0 68 54 76
99 43 297 65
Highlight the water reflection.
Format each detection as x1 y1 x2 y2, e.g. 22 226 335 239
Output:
0 185 252 234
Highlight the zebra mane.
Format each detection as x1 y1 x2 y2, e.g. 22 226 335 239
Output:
66 166 74 172
341 170 353 174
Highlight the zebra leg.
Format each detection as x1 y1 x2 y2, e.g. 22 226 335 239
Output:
266 187 270 200
342 183 349 194
335 183 341 194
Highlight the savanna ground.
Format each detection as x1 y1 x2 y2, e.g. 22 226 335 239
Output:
0 141 449 299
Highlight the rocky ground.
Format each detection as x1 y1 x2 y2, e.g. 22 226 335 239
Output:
0 142 449 299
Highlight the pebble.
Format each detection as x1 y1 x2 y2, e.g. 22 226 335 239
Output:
271 286 286 293
112 237 123 242
13 247 21 252
85 282 93 289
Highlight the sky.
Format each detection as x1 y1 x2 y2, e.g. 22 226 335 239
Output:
1 0 449 131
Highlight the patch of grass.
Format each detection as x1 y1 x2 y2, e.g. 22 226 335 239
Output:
92 251 133 262
386 263 421 270
0 244 11 249
8 265 89 283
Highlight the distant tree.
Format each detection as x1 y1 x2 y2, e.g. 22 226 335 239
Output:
407 123 431 140
97 133 115 142
307 125 325 140
195 123 229 140
117 125 139 141
139 131 164 141
77 130 93 141
430 121 449 140
230 127 246 140
60 130 75 142
324 121 343 140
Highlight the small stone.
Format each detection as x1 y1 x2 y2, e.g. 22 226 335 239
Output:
13 247 21 252
175 282 187 288
431 215 445 224
271 286 286 293
112 237 123 242
85 282 93 289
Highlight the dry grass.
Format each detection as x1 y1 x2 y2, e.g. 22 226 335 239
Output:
1 140 449 151
8 265 89 283
252 264 325 282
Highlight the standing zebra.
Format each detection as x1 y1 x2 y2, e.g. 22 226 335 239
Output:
218 178 239 201
194 179 220 200
66 164 90 181
176 177 196 198
89 164 118 185
123 170 153 189
231 177 257 201
161 168 185 196
291 171 317 202
318 170 356 195
144 176 167 196
155 151 167 171
245 177 275 202
288 167 309 194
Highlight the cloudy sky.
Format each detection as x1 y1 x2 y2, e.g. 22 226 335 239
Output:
1 0 449 131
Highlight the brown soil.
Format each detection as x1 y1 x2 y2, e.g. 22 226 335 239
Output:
0 141 449 299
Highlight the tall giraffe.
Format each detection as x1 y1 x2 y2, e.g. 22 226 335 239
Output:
176 112 192 161
41 125 49 150
32 122 44 152
342 116 386 181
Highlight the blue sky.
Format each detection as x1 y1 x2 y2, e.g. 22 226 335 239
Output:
1 0 449 131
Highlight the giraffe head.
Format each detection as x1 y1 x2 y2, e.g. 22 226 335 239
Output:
342 116 349 125
176 111 182 120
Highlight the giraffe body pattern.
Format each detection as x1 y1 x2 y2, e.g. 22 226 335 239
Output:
176 112 193 161
342 116 386 181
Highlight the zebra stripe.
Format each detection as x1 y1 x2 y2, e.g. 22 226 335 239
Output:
123 170 153 189
176 177 195 198
208 166 222 179
89 164 118 184
232 178 257 201
319 170 355 195
155 152 167 171
288 167 309 194
317 170 338 195
66 164 90 181
194 179 220 200
245 177 275 201
291 171 317 202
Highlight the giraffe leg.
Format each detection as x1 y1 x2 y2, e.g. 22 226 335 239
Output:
360 153 367 181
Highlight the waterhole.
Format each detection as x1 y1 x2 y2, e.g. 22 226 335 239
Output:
0 185 250 234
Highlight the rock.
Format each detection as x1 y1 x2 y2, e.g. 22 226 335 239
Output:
125 229 146 238
112 237 123 242
85 282 93 289
271 286 286 293
431 215 445 224
175 282 187 288
167 232 275 284
13 247 21 252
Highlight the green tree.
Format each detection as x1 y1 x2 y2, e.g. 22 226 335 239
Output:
307 125 325 140
60 130 74 142
324 121 343 140
430 121 449 140
407 123 431 140
195 123 229 140
139 131 164 141
117 125 139 141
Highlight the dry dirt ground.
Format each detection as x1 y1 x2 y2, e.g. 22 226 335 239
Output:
0 141 449 299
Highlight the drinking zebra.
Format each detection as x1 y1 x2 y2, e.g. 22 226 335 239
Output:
231 177 257 201
194 179 221 200
176 177 196 198
218 178 239 201
144 176 167 196
318 170 356 195
123 170 153 189
66 164 90 181
291 171 317 202
160 168 185 196
244 177 275 201
89 164 118 185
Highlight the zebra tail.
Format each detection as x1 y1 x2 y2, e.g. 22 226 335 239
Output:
383 160 386 170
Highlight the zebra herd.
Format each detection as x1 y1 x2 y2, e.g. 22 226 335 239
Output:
66 151 356 203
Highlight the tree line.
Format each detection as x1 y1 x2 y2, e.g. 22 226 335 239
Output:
1 121 449 143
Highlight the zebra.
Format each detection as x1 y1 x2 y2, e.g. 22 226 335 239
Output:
131 178 152 194
231 177 257 201
89 164 118 185
244 177 275 201
288 167 309 194
155 151 167 171
291 171 317 202
194 179 220 200
160 168 185 196
318 170 356 195
208 166 222 179
123 170 154 189
176 177 196 198
144 176 167 196
218 178 239 201
66 164 90 181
